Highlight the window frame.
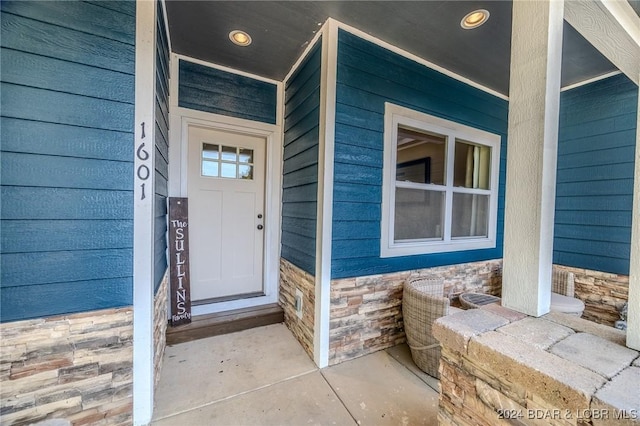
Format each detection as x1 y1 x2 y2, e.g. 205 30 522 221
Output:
381 103 501 257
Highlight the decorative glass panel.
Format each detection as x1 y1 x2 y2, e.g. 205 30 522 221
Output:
238 165 253 180
451 193 489 238
396 127 446 185
239 148 253 164
221 163 236 178
202 143 219 160
453 140 491 189
202 161 218 177
394 188 444 241
221 145 237 162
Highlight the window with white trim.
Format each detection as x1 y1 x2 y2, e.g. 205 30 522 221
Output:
381 103 501 257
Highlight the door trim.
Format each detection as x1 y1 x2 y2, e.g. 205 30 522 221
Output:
169 105 282 316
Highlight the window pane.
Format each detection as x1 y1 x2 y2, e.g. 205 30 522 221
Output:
453 140 491 189
394 188 444 241
239 165 253 180
451 193 489 238
221 162 236 178
221 145 237 162
202 160 218 177
239 148 253 164
202 143 219 160
396 126 446 185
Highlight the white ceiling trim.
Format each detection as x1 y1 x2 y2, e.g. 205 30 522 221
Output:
560 70 623 92
283 21 325 84
334 20 510 101
174 53 281 86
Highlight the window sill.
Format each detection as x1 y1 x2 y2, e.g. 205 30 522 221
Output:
380 238 496 258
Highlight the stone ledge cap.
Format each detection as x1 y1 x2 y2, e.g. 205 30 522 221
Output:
479 303 528 322
498 317 574 350
433 309 508 355
542 312 627 346
550 333 639 379
592 366 640 425
469 331 607 411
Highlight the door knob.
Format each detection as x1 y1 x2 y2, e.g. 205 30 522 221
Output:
257 224 263 230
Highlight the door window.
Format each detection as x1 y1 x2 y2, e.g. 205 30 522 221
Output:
202 142 254 180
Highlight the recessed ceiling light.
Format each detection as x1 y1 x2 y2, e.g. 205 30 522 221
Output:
461 9 490 30
229 30 252 46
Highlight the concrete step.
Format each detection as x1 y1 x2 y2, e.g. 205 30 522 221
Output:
166 303 284 345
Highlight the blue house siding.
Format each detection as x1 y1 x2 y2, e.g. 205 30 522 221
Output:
0 1 135 321
554 74 638 275
178 60 277 124
281 42 322 275
154 2 170 292
331 30 508 279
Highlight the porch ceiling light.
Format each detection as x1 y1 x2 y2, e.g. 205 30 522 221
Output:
460 9 490 30
229 30 252 46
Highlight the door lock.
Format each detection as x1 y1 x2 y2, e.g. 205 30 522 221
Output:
257 214 263 219
257 224 264 230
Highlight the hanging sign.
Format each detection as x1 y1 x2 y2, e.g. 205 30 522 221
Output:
168 197 192 326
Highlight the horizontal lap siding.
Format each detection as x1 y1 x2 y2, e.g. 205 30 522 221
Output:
554 74 637 275
281 42 321 275
0 1 135 321
332 30 508 279
178 60 277 124
155 2 170 292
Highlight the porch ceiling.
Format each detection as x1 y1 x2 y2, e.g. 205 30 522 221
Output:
165 1 638 95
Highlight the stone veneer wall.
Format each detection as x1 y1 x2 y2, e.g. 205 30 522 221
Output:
279 259 315 359
434 306 639 425
153 272 169 390
0 308 133 425
554 265 629 327
329 259 503 365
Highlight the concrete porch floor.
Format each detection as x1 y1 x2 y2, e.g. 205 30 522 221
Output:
152 323 440 425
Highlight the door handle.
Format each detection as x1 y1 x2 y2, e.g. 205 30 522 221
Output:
257 224 263 230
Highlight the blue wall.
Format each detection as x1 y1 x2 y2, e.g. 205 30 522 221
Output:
154 2 170 292
178 60 277 124
554 74 638 275
0 1 135 321
281 42 322 275
331 30 508 279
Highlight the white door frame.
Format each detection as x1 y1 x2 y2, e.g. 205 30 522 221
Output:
169 105 282 315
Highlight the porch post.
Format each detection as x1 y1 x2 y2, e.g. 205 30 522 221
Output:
314 19 338 368
627 88 640 350
133 0 157 423
502 0 564 316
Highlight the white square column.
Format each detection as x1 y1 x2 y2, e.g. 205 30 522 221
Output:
502 0 564 317
628 88 640 351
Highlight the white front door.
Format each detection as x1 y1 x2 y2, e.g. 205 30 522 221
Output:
187 125 266 303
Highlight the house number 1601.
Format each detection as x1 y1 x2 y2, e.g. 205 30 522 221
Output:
136 122 150 201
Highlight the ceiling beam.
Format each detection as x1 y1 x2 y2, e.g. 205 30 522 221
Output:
564 0 639 85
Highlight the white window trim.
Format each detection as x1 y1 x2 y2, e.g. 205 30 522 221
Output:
381 103 501 258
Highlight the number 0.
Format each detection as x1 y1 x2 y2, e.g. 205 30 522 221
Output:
137 165 150 180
